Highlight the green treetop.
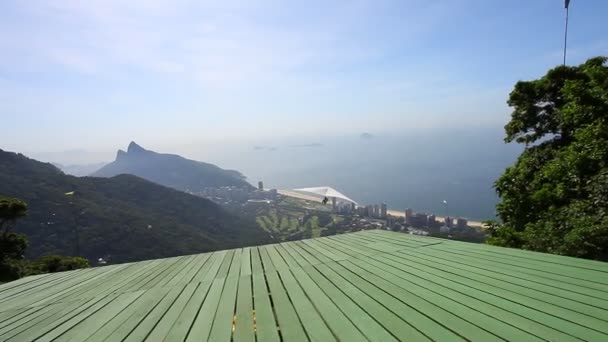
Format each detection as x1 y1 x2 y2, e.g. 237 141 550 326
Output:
490 56 608 260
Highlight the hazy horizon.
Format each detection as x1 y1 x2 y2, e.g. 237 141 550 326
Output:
16 125 521 220
2 1 608 154
2 1 607 220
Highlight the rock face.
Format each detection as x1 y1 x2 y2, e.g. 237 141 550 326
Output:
92 142 253 191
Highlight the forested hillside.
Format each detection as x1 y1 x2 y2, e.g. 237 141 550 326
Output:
0 149 270 263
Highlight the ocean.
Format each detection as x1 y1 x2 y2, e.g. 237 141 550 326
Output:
197 127 522 221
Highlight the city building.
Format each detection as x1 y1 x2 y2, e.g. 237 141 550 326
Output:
457 217 468 229
387 215 395 228
373 204 380 218
258 181 264 191
380 203 387 219
366 205 373 218
444 216 453 228
427 214 436 227
405 208 413 225
410 213 428 228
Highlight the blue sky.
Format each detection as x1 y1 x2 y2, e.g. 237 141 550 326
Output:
1 0 607 160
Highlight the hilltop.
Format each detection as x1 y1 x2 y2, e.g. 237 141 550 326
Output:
0 149 270 263
92 142 253 191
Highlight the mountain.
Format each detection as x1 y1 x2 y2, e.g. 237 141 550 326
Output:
0 149 271 263
92 142 253 191
53 162 107 177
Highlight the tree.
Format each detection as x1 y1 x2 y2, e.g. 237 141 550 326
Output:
28 255 90 274
491 57 608 260
0 197 27 233
0 196 90 282
0 197 29 282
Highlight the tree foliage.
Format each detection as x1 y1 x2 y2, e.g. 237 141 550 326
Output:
0 197 27 233
0 150 271 264
491 57 608 260
0 196 91 282
27 255 90 274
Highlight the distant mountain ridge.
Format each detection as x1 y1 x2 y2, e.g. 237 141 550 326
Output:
92 142 253 191
0 149 270 263
53 162 107 177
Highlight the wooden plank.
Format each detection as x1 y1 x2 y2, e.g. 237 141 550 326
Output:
265 245 289 271
264 271 308 341
0 306 55 337
288 266 367 341
197 251 227 283
3 296 109 341
177 252 212 285
348 257 543 341
52 261 157 303
274 244 301 269
427 244 608 293
297 240 335 263
28 294 120 342
250 247 264 275
258 247 276 273
0 271 82 304
301 265 397 342
214 250 236 280
430 243 608 285
381 251 608 341
313 263 431 341
84 286 173 342
372 253 581 341
128 257 185 291
233 275 255 342
276 266 335 341
145 283 199 340
324 261 460 341
302 239 350 261
208 250 242 341
393 248 608 334
240 247 252 277
323 235 377 256
251 273 280 342
336 261 508 342
369 230 608 274
277 242 311 268
152 255 199 288
164 280 214 341
2 265 123 311
56 291 145 342
122 285 185 341
413 246 608 310
111 259 169 293
185 278 226 341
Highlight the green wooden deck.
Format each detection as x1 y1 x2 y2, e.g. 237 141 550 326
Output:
1 230 608 341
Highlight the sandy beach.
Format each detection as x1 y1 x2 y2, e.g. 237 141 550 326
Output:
279 189 485 228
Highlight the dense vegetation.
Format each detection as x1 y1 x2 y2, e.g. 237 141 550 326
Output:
237 197 353 241
489 57 608 260
256 209 331 240
0 149 271 264
92 141 253 191
0 197 89 282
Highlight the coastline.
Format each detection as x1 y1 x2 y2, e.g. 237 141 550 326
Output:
278 189 485 228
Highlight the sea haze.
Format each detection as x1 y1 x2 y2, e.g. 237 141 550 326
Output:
199 127 522 221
